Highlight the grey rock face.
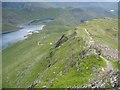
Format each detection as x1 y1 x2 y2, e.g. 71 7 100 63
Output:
82 70 119 88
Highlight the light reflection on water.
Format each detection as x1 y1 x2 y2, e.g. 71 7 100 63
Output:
2 25 45 50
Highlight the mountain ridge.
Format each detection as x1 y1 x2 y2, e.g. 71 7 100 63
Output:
3 18 119 88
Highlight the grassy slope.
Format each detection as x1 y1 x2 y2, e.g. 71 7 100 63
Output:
2 9 78 88
3 31 63 87
35 37 106 88
79 19 119 69
3 18 119 88
79 19 118 49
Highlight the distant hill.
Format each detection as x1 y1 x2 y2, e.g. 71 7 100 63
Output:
2 2 118 33
2 2 118 10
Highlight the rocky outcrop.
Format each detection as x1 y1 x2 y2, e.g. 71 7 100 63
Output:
28 80 41 88
82 70 119 88
93 42 118 60
54 34 68 48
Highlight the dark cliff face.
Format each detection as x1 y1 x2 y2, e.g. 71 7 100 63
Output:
54 34 68 48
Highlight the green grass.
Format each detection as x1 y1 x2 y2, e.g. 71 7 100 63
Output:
111 61 120 70
79 19 118 49
2 31 62 87
34 32 107 88
35 55 106 88
2 18 117 88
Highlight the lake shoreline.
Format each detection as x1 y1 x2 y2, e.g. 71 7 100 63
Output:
2 25 45 50
2 18 54 34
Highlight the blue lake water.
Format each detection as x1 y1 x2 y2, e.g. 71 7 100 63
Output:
2 25 45 50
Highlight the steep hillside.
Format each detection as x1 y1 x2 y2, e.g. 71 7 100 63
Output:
2 18 119 88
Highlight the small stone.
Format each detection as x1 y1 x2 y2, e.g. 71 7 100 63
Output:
42 85 47 88
50 43 53 45
53 72 55 74
59 71 62 76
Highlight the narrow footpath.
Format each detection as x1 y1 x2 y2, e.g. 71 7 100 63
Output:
84 28 113 70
